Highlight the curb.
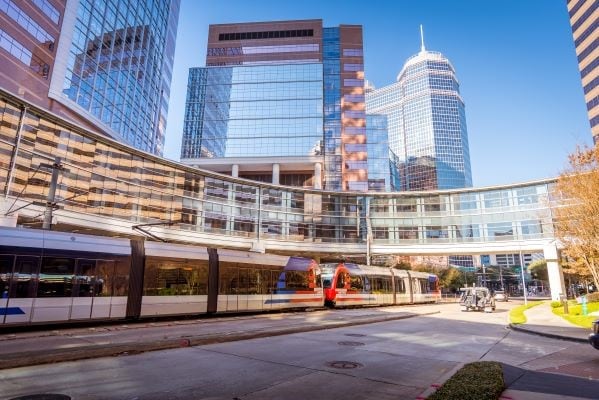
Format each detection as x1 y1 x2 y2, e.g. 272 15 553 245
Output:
416 362 465 399
508 323 588 344
0 311 439 370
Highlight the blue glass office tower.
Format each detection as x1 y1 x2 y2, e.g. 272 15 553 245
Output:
46 0 180 155
366 33 472 191
366 114 397 191
181 20 368 191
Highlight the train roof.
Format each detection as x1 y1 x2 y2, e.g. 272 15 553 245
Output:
285 257 318 271
0 227 130 255
345 263 394 276
145 241 209 260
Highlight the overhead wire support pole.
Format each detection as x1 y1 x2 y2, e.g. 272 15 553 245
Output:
43 157 64 230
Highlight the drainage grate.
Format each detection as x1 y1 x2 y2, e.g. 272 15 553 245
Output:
337 341 365 346
344 333 366 337
326 361 363 369
10 395 71 400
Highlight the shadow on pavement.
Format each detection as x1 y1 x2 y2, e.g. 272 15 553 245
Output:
503 363 599 399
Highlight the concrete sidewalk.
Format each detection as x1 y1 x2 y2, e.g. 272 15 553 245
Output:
500 301 597 400
510 301 590 343
0 303 597 400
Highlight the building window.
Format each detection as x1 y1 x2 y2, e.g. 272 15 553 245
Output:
1 0 55 45
32 0 60 24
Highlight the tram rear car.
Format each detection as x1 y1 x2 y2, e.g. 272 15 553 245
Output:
322 262 440 307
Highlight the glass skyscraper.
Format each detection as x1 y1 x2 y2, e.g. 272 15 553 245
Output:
568 0 598 145
181 20 368 191
366 33 472 191
365 114 397 191
0 0 179 155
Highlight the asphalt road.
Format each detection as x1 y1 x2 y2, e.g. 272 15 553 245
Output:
1 302 597 400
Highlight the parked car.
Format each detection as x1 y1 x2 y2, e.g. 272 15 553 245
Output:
459 287 496 312
494 290 509 302
590 320 599 350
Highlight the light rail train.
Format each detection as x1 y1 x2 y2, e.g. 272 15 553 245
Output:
0 227 439 327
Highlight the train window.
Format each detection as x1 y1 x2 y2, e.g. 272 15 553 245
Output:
38 257 75 297
144 257 208 296
113 257 130 296
148 265 178 295
13 256 39 298
350 275 363 291
219 266 238 294
395 278 406 294
370 276 392 294
258 270 271 294
75 259 96 297
313 269 322 288
238 268 250 295
0 255 14 299
247 269 261 295
96 260 116 296
420 279 429 293
178 264 209 295
285 270 309 290
336 273 346 289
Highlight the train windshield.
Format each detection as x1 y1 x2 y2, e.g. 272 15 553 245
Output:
320 264 336 288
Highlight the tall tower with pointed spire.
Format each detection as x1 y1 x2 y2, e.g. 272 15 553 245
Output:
366 26 472 190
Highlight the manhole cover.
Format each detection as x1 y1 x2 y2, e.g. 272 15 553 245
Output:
344 333 366 337
326 361 363 369
338 341 365 346
10 395 71 400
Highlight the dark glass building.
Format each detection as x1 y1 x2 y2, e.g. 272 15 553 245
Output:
0 0 179 155
181 20 368 191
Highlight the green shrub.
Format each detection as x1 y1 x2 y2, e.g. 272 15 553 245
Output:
550 301 562 308
428 361 504 400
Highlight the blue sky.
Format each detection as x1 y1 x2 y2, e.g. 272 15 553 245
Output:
163 0 593 187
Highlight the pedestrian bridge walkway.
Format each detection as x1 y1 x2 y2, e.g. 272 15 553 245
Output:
0 88 566 300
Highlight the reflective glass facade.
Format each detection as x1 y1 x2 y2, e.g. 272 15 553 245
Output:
568 0 599 144
1 89 556 249
181 63 323 159
181 21 366 192
365 114 395 191
322 27 342 190
367 50 472 191
52 0 179 155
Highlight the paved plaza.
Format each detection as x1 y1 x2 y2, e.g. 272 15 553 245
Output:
0 302 597 399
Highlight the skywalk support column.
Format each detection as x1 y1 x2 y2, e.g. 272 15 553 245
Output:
272 163 280 185
544 243 566 301
314 162 322 189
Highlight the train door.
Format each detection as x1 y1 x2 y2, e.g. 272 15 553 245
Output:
70 259 96 320
91 260 115 319
237 268 249 311
0 254 14 323
4 255 39 324
32 256 77 323
407 271 414 304
218 265 239 312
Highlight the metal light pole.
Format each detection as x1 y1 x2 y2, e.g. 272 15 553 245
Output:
520 250 527 306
